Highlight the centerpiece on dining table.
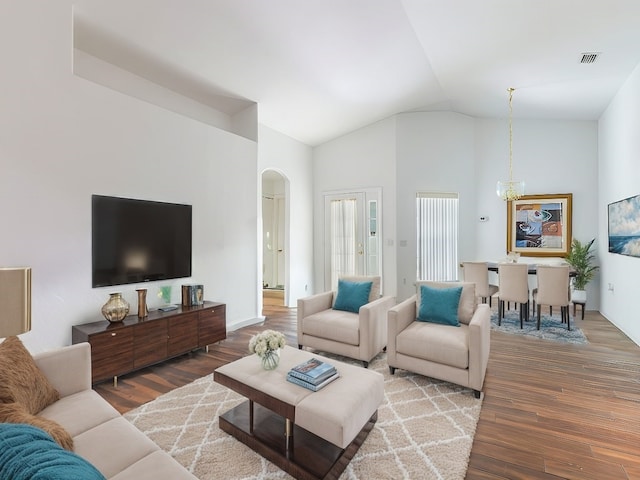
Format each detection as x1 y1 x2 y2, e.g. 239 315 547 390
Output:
248 329 287 370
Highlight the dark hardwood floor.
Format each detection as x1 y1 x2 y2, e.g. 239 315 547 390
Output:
95 296 640 480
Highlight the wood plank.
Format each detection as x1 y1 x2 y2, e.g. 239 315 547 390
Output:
468 309 640 479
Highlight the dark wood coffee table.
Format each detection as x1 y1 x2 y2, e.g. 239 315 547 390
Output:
214 346 382 480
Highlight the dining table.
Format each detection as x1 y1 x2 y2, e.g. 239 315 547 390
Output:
486 261 576 277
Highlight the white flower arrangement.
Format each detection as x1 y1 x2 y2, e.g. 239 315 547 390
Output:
249 329 286 357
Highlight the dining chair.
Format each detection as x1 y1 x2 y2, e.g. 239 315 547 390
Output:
532 265 571 330
462 261 499 307
495 263 530 328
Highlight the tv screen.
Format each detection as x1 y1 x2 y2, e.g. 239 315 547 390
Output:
92 195 192 288
608 193 640 258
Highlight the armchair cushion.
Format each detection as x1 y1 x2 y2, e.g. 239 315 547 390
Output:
333 280 372 313
417 284 462 326
396 322 470 369
300 309 360 346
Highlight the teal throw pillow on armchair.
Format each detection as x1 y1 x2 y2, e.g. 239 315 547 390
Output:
333 280 373 313
417 284 463 326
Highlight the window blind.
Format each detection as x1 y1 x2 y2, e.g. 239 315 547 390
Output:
416 192 459 281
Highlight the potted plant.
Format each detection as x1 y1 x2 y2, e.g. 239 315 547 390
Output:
565 238 599 303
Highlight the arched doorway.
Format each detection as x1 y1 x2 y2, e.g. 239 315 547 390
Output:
261 170 288 307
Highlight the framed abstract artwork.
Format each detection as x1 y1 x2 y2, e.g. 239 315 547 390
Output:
507 193 573 257
608 194 640 258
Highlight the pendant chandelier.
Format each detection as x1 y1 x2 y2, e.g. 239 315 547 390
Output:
496 87 525 201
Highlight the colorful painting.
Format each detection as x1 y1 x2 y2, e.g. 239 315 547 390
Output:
507 194 572 257
608 194 640 258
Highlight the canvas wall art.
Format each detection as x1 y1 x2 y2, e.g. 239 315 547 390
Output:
608 194 640 258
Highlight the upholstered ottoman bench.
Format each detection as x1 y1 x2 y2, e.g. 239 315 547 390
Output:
214 346 384 480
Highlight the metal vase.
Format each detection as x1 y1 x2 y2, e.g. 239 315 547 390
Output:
101 293 130 323
136 289 148 318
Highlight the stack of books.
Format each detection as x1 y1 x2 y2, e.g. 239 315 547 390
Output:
287 357 339 392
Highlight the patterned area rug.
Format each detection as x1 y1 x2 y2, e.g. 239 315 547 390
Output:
124 353 482 479
491 310 588 344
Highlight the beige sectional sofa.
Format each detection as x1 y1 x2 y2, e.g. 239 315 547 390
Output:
33 342 197 479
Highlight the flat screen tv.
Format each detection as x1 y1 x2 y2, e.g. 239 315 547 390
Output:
92 195 192 288
608 193 640 258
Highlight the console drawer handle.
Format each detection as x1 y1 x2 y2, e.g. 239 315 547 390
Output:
111 333 117 337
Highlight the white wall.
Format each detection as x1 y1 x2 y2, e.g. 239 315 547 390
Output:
475 118 599 302
313 111 599 305
0 1 259 351
396 112 476 301
258 125 314 307
313 117 397 298
598 62 640 346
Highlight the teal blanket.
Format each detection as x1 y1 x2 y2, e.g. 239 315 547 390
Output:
0 423 105 480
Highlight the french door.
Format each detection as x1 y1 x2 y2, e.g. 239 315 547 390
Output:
323 188 381 291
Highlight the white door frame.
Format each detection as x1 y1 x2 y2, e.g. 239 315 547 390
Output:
322 187 382 292
261 169 290 306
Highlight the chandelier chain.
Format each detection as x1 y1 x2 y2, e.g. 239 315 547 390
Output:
508 87 514 182
496 87 524 201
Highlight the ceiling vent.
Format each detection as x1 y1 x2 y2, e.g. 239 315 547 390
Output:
580 52 600 64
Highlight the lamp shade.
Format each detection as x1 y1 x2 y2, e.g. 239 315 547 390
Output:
0 267 32 337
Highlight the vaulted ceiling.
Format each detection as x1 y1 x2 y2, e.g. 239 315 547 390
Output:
73 0 640 146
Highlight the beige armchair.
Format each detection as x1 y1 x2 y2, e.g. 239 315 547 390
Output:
297 276 396 367
387 281 490 398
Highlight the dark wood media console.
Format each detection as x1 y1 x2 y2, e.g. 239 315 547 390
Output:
72 301 226 386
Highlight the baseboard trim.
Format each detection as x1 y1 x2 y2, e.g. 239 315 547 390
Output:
227 316 265 332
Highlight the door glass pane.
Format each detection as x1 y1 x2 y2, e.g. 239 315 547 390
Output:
323 189 381 292
368 200 379 276
330 198 357 289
